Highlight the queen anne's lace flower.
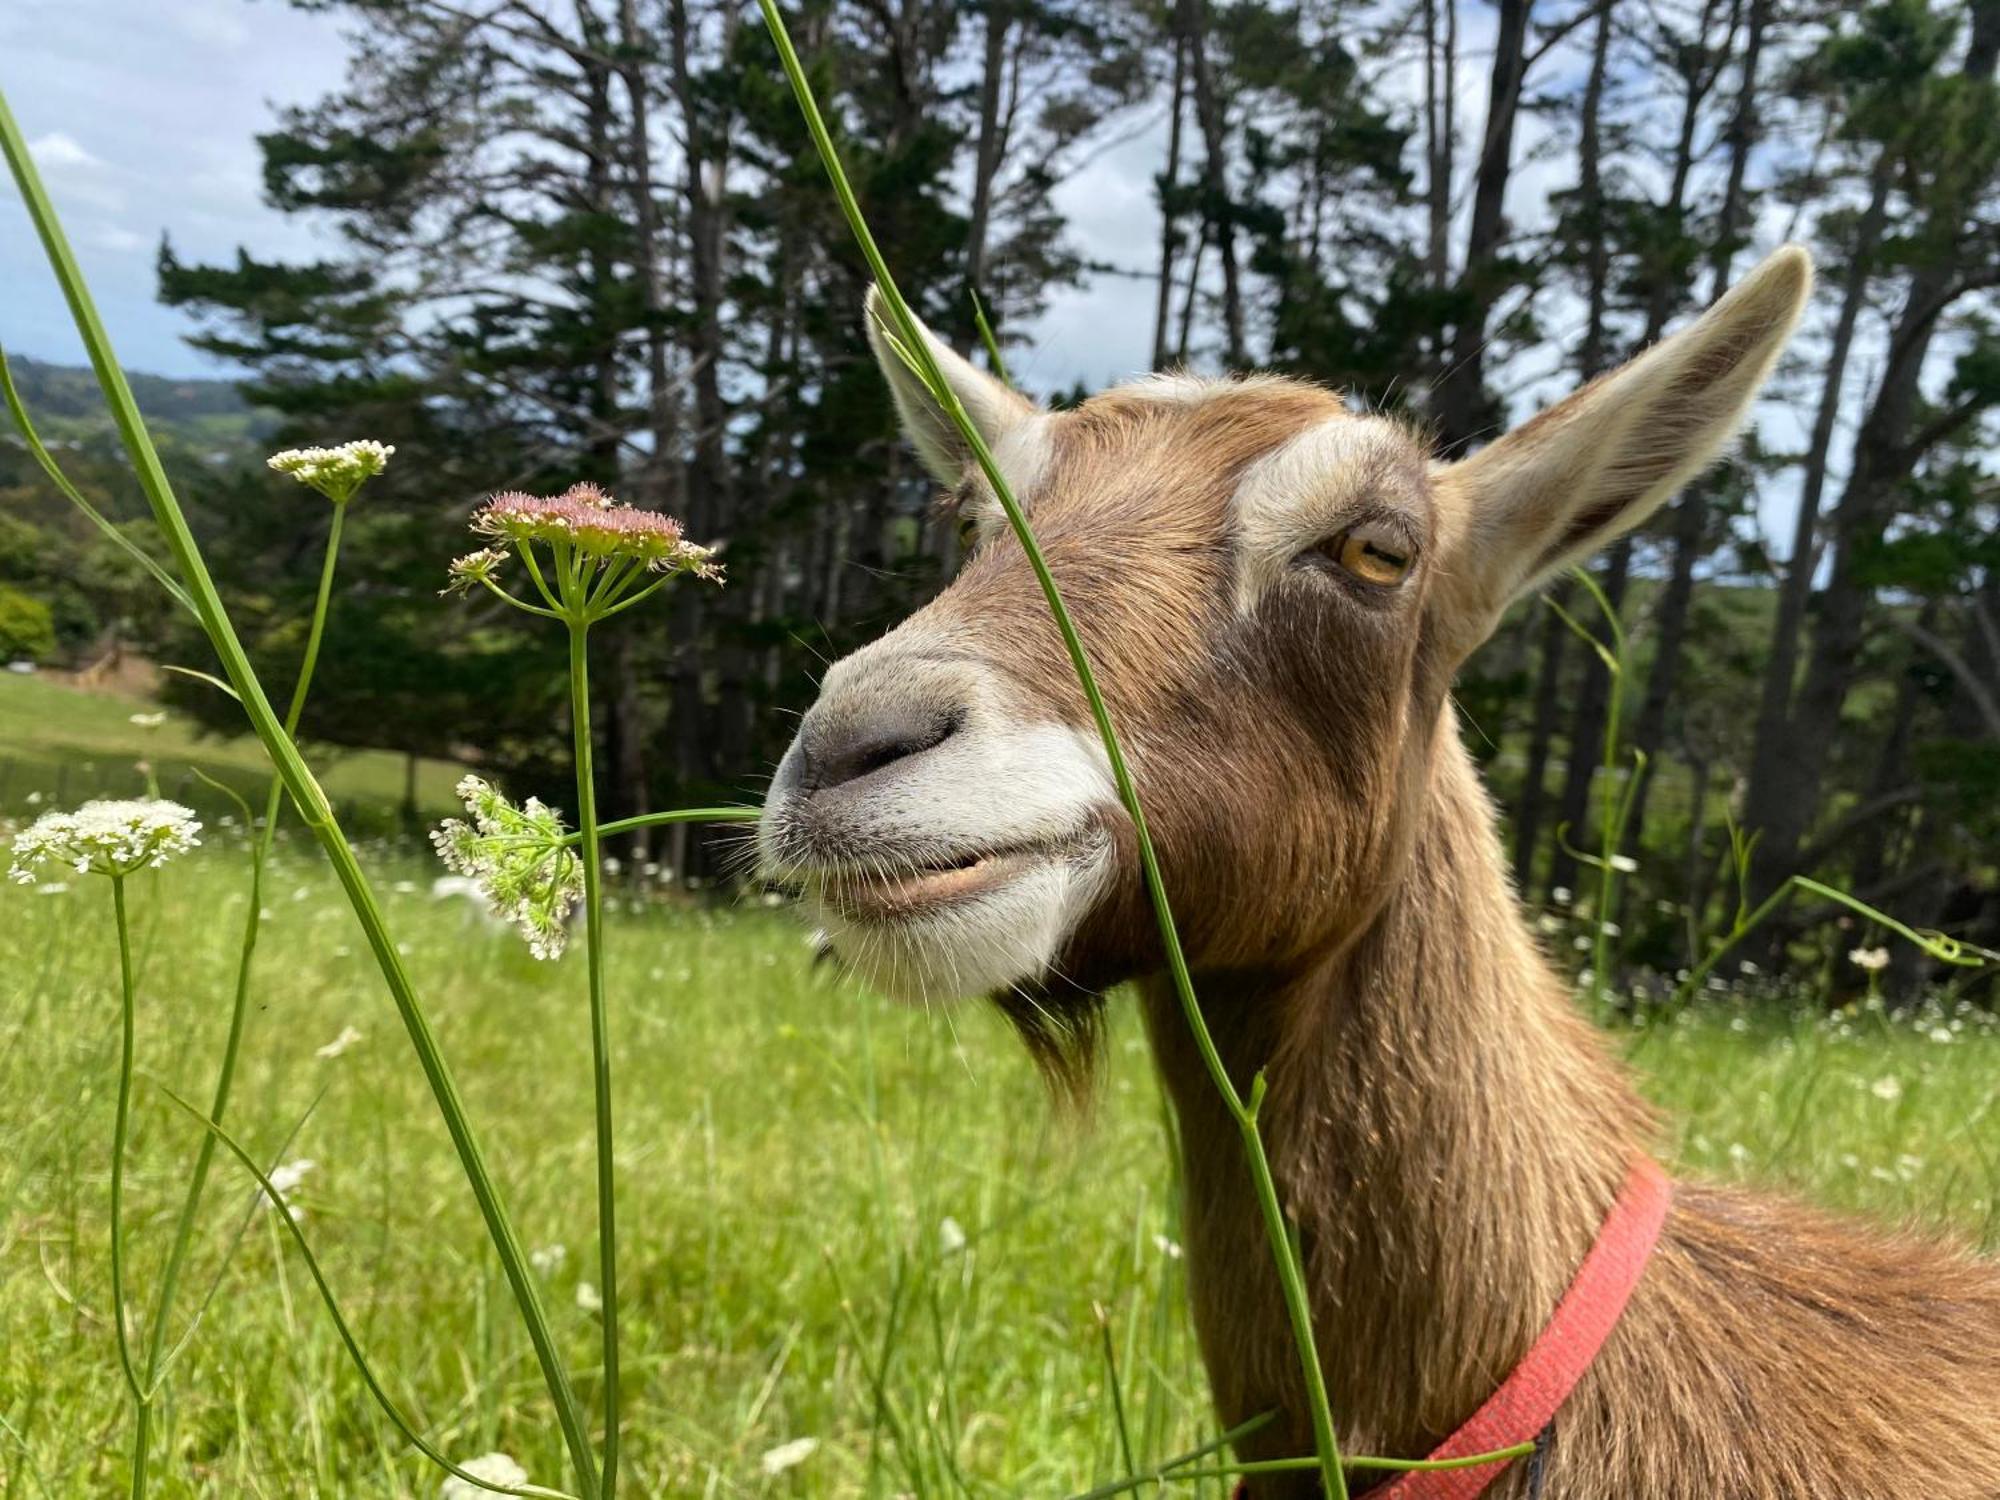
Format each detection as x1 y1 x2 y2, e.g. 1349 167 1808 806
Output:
9 799 201 882
440 1452 530 1498
470 484 721 577
430 776 584 959
268 440 395 503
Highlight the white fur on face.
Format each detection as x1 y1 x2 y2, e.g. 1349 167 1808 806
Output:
1228 415 1419 613
759 636 1119 1004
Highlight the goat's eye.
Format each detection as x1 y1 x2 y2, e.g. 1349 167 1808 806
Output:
956 512 981 551
1323 524 1415 588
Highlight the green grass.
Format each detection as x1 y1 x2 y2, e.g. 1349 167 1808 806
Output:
1 842 1996 1497
0 673 464 834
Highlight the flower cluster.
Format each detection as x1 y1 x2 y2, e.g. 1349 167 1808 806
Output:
442 546 510 597
470 483 721 578
430 776 584 959
440 1452 529 1499
268 440 395 503
9 798 201 882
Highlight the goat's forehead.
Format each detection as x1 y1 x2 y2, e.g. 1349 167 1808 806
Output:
1018 378 1423 527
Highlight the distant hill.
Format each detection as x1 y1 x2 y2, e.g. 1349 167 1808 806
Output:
4 355 276 458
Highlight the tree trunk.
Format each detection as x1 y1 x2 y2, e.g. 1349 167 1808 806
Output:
965 0 1013 317
1432 0 1531 453
1513 581 1574 892
1187 0 1244 365
1153 19 1190 370
1624 0 1767 848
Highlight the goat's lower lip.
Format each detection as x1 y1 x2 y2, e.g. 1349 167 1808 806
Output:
815 848 1042 920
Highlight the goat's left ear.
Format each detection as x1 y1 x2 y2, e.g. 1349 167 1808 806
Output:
1432 244 1810 645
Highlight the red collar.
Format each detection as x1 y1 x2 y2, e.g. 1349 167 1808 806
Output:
1237 1157 1672 1500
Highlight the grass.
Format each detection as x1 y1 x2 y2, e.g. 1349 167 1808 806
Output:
0 673 464 834
2 839 1996 1498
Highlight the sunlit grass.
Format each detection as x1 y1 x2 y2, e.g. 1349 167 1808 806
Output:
3 844 1995 1496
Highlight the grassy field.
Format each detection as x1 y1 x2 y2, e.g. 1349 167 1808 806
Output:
0 671 464 835
2 845 1996 1498
1 683 1996 1498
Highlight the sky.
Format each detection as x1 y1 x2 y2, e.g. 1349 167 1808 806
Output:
0 0 353 377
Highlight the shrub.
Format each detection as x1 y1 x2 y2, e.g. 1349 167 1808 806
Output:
0 583 55 662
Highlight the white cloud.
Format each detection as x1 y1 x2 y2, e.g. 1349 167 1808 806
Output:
27 131 103 171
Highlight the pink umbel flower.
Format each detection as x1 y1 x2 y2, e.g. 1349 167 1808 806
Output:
470 484 721 578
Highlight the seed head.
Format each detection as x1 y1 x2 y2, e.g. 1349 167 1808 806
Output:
443 547 510 597
267 440 394 503
9 798 201 882
430 776 583 959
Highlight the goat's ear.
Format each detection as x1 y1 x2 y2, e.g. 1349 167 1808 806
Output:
865 285 1033 485
1432 245 1811 642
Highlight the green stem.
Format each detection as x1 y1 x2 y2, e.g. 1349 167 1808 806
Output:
566 807 760 845
566 613 621 1497
755 9 1349 1493
107 875 148 1497
141 502 350 1405
152 1087 575 1500
0 90 600 1500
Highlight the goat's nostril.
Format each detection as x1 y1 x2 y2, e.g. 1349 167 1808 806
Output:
803 705 964 793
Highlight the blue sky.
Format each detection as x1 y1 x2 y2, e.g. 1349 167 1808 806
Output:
1 0 354 377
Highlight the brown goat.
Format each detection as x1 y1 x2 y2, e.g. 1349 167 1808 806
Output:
757 247 2000 1497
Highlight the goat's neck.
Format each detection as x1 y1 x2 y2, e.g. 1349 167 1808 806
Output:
1138 734 1651 1463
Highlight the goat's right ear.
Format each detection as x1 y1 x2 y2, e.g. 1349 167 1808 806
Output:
865 285 1034 485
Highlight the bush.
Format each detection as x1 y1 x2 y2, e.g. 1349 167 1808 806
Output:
0 584 56 662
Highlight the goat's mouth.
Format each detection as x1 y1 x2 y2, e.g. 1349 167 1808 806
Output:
809 840 1070 923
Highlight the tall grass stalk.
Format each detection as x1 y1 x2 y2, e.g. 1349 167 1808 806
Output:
131 488 354 1490
755 7 1370 1492
1545 567 1644 1008
0 88 602 1498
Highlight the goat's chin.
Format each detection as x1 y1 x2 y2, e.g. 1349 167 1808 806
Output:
805 845 1110 1004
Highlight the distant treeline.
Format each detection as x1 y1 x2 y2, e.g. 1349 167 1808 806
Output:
4 0 1996 994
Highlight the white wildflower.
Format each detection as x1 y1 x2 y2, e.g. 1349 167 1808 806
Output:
575 1281 603 1312
440 1452 529 1498
258 1158 315 1213
9 799 200 882
759 1437 819 1477
937 1216 967 1256
530 1243 567 1276
430 776 584 959
1848 946 1890 973
267 440 394 503
315 1025 364 1060
1153 1233 1183 1260
128 711 167 728
1608 854 1639 874
1869 1075 1903 1102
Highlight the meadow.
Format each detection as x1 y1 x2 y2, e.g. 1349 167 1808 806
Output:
1 682 1996 1497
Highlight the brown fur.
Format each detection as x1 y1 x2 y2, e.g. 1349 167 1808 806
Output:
792 254 2000 1495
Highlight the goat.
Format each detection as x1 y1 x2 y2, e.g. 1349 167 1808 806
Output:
757 246 2000 1497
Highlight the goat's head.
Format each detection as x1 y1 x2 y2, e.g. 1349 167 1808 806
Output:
759 248 1809 1062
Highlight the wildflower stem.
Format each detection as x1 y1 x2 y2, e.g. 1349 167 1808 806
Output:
107 874 149 1498
1 89 602 1500
574 807 761 845
140 498 351 1421
566 618 622 1497
757 6 1350 1493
